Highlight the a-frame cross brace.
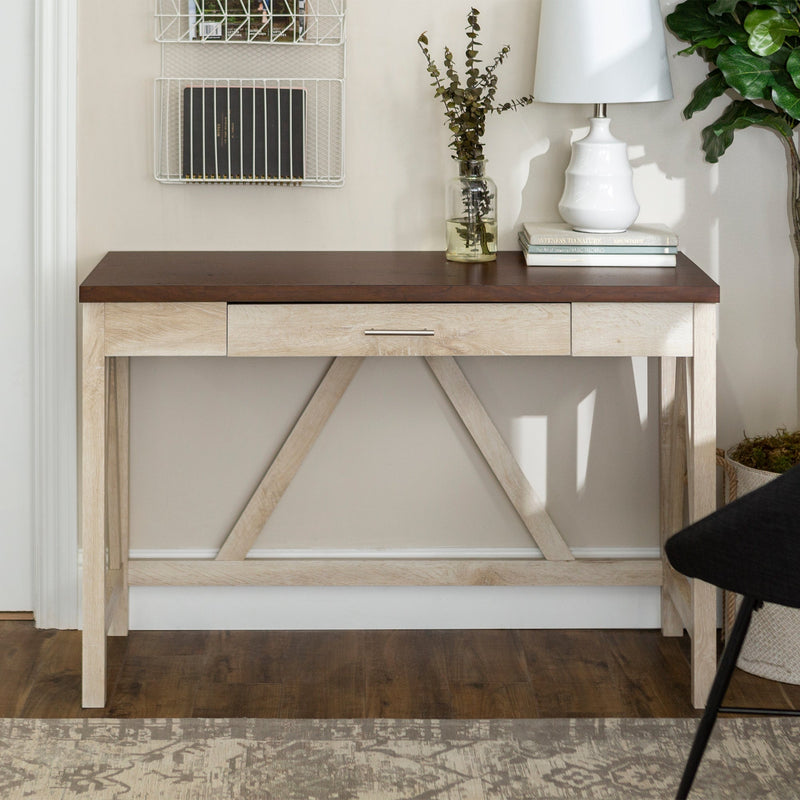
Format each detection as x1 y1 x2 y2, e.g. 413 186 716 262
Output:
215 355 574 562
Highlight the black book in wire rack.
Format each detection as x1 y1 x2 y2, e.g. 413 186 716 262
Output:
182 86 305 181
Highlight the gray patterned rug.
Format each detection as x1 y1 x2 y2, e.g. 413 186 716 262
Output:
1 717 799 799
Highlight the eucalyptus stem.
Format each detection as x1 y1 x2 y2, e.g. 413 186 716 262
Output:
418 7 533 163
418 8 532 261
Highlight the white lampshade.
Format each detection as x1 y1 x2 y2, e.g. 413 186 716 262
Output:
534 0 673 104
532 0 673 233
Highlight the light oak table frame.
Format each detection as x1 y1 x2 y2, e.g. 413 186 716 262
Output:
79 251 720 709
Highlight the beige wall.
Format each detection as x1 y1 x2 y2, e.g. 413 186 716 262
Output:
78 1 798 561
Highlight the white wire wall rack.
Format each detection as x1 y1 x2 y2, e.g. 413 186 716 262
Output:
157 0 345 46
154 0 346 187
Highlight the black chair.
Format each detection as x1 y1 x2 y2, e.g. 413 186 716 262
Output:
665 463 800 799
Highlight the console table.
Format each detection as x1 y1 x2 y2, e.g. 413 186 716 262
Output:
79 250 720 709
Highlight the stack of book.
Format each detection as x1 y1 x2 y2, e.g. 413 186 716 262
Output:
519 222 678 267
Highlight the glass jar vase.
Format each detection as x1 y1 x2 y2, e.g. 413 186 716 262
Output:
445 159 497 262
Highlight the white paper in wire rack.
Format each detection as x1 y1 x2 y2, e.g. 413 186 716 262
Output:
156 0 346 46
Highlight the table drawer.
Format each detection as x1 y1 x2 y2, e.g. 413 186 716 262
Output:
572 302 694 356
104 302 228 356
228 303 572 357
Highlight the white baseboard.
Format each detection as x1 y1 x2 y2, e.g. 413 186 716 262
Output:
129 585 661 630
120 547 663 630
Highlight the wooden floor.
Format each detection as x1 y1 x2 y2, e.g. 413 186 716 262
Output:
3 623 800 719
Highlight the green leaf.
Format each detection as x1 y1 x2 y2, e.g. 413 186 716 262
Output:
680 35 730 54
717 45 780 97
744 9 775 35
419 6 530 160
708 0 739 15
744 9 798 56
763 1 799 14
721 20 753 48
766 45 792 67
742 104 796 138
748 26 787 57
700 99 794 162
787 48 800 87
684 69 729 118
772 74 800 118
667 0 727 44
668 0 749 56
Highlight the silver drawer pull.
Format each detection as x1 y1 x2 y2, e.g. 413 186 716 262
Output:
364 329 435 336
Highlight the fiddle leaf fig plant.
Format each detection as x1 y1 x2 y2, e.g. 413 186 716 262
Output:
667 0 800 256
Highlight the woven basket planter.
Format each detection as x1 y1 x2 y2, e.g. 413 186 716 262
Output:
722 452 800 684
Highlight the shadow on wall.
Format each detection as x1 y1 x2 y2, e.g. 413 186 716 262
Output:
460 356 658 551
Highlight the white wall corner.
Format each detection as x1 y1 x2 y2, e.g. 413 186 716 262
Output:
33 0 79 628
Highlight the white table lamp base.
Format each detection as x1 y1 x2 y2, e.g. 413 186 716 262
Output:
558 117 639 234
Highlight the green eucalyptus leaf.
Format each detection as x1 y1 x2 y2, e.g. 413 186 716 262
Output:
419 7 531 160
717 45 781 97
684 69 729 117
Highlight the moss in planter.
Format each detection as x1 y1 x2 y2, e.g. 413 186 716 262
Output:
729 430 800 474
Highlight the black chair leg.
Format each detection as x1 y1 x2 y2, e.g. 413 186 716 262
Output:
675 595 759 800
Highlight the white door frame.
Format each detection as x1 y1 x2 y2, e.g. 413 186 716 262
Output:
33 0 79 628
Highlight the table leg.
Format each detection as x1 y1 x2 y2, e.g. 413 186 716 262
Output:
81 303 107 708
689 303 718 709
107 357 130 636
659 356 685 637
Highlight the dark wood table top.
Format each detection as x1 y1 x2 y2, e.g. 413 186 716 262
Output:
79 251 720 304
